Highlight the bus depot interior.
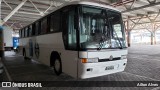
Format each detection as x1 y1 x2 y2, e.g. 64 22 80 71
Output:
0 0 160 90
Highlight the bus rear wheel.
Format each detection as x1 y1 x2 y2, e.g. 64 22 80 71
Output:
51 55 62 75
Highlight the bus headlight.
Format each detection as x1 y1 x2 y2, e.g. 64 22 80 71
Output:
121 55 127 60
81 58 98 63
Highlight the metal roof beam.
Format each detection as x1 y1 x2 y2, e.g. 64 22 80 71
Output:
137 21 160 24
7 20 31 24
2 0 12 10
147 0 156 4
1 10 42 17
134 0 160 12
1 2 52 11
44 1 54 14
28 0 44 16
122 1 160 13
1 7 49 15
17 11 42 16
2 0 27 25
122 0 136 10
1 16 37 22
1 13 39 20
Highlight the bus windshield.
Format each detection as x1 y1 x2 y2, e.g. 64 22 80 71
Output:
79 6 127 50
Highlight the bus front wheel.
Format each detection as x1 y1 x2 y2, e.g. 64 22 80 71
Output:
51 53 62 75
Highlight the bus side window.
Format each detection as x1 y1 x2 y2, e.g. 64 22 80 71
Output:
38 21 41 34
20 29 23 38
35 21 40 35
62 6 77 50
32 23 35 36
24 28 27 37
19 30 21 38
29 25 32 37
22 29 24 38
47 16 50 33
41 18 48 34
27 27 29 37
50 11 60 32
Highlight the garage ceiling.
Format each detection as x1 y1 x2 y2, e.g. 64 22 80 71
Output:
1 0 160 31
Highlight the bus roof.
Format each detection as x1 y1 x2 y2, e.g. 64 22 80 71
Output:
54 1 120 12
20 1 120 29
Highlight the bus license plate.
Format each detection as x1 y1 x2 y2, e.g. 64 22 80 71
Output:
105 66 114 70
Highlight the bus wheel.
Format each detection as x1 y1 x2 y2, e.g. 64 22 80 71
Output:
51 54 62 75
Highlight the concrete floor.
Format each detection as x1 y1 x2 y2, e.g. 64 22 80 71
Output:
0 45 160 90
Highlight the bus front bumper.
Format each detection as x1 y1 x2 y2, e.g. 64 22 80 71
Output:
78 59 127 79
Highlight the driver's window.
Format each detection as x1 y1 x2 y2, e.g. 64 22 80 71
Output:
68 10 77 49
62 6 77 50
80 7 106 43
113 24 122 38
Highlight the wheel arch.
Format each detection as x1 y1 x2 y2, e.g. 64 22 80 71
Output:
50 51 61 67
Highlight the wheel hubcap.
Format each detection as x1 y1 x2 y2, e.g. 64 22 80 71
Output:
55 59 60 71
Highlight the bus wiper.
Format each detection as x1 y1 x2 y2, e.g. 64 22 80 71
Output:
97 29 111 50
113 30 123 49
97 35 110 50
97 38 104 50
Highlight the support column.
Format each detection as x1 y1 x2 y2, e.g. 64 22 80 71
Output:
127 31 131 47
0 0 4 57
154 31 156 44
151 32 154 45
150 23 156 45
126 18 131 47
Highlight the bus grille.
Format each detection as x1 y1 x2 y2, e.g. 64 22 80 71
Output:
98 57 121 62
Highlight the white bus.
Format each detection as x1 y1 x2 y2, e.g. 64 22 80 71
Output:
19 1 128 79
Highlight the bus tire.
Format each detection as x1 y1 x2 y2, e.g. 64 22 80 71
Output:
50 52 62 75
23 48 27 59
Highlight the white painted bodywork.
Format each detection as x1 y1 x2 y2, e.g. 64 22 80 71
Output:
19 1 127 79
19 32 127 79
19 33 79 78
78 50 127 79
3 26 13 48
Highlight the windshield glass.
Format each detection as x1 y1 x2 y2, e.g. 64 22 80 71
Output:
79 6 127 50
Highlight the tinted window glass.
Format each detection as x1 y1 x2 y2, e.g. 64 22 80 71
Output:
29 25 32 36
50 11 60 32
80 7 105 49
27 27 29 37
25 27 28 37
19 30 21 38
32 23 35 36
22 29 24 37
108 11 127 48
35 21 40 35
79 6 127 50
62 7 77 50
20 30 22 38
41 18 48 34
